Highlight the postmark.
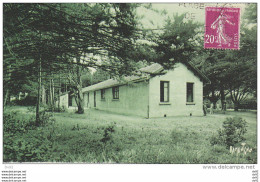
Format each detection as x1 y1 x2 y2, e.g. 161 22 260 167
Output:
204 7 240 49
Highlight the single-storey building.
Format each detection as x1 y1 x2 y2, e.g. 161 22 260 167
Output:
60 61 210 118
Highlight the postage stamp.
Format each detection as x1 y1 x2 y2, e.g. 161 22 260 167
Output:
204 7 240 49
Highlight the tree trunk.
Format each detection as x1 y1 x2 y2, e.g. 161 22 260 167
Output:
211 88 217 109
52 77 55 108
41 85 46 106
36 59 41 126
76 57 84 114
230 89 239 112
49 78 53 111
234 102 239 111
76 88 84 114
220 87 226 111
3 89 10 109
48 77 55 112
58 74 61 109
4 64 12 109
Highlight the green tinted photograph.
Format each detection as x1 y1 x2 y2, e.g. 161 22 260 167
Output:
3 3 257 163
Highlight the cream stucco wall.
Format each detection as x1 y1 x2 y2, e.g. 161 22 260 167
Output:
59 93 69 109
84 81 149 117
71 95 77 107
61 62 204 117
148 63 203 117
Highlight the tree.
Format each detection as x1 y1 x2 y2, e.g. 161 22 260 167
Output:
59 3 141 114
192 3 257 111
243 3 257 24
4 4 70 122
4 3 141 116
193 49 231 109
152 14 200 68
91 69 111 84
223 4 256 111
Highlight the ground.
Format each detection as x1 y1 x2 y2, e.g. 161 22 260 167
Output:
3 106 257 163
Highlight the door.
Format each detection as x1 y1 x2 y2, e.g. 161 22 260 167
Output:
94 91 96 107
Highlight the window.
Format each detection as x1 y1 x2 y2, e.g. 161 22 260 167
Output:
101 89 105 100
112 86 119 99
186 83 194 102
160 81 169 102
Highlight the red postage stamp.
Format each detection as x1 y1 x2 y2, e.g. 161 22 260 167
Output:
204 7 240 49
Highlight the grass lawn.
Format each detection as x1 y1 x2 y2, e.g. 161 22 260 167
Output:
3 106 257 164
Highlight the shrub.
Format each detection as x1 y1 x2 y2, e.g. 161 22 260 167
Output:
4 133 53 162
15 96 37 106
37 111 55 126
4 110 55 134
210 117 247 147
3 110 56 162
3 112 36 134
43 105 67 113
100 123 116 144
239 98 257 110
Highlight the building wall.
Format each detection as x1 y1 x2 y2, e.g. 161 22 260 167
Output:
58 93 78 109
149 63 204 117
84 81 149 117
59 93 69 109
71 95 77 107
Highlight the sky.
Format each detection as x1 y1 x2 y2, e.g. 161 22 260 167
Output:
137 3 247 29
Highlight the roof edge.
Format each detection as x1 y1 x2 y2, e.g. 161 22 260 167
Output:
82 76 149 93
184 61 211 84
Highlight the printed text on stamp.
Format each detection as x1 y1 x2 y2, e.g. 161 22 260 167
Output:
204 7 240 49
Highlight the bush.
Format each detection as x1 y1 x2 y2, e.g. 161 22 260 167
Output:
239 98 257 110
3 110 56 162
15 96 37 106
37 111 55 126
3 112 36 134
210 117 247 148
43 105 67 113
4 133 53 162
100 123 116 144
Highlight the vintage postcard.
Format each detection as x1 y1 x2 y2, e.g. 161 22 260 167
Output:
1 2 257 182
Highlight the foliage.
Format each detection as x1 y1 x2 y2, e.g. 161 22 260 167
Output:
192 3 257 110
3 3 142 115
100 123 116 144
3 110 57 162
210 117 247 147
152 14 200 68
243 3 257 24
3 106 257 163
3 112 35 134
4 110 55 133
43 104 67 113
91 69 111 85
238 97 257 110
38 111 56 126
4 132 53 162
15 95 37 106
